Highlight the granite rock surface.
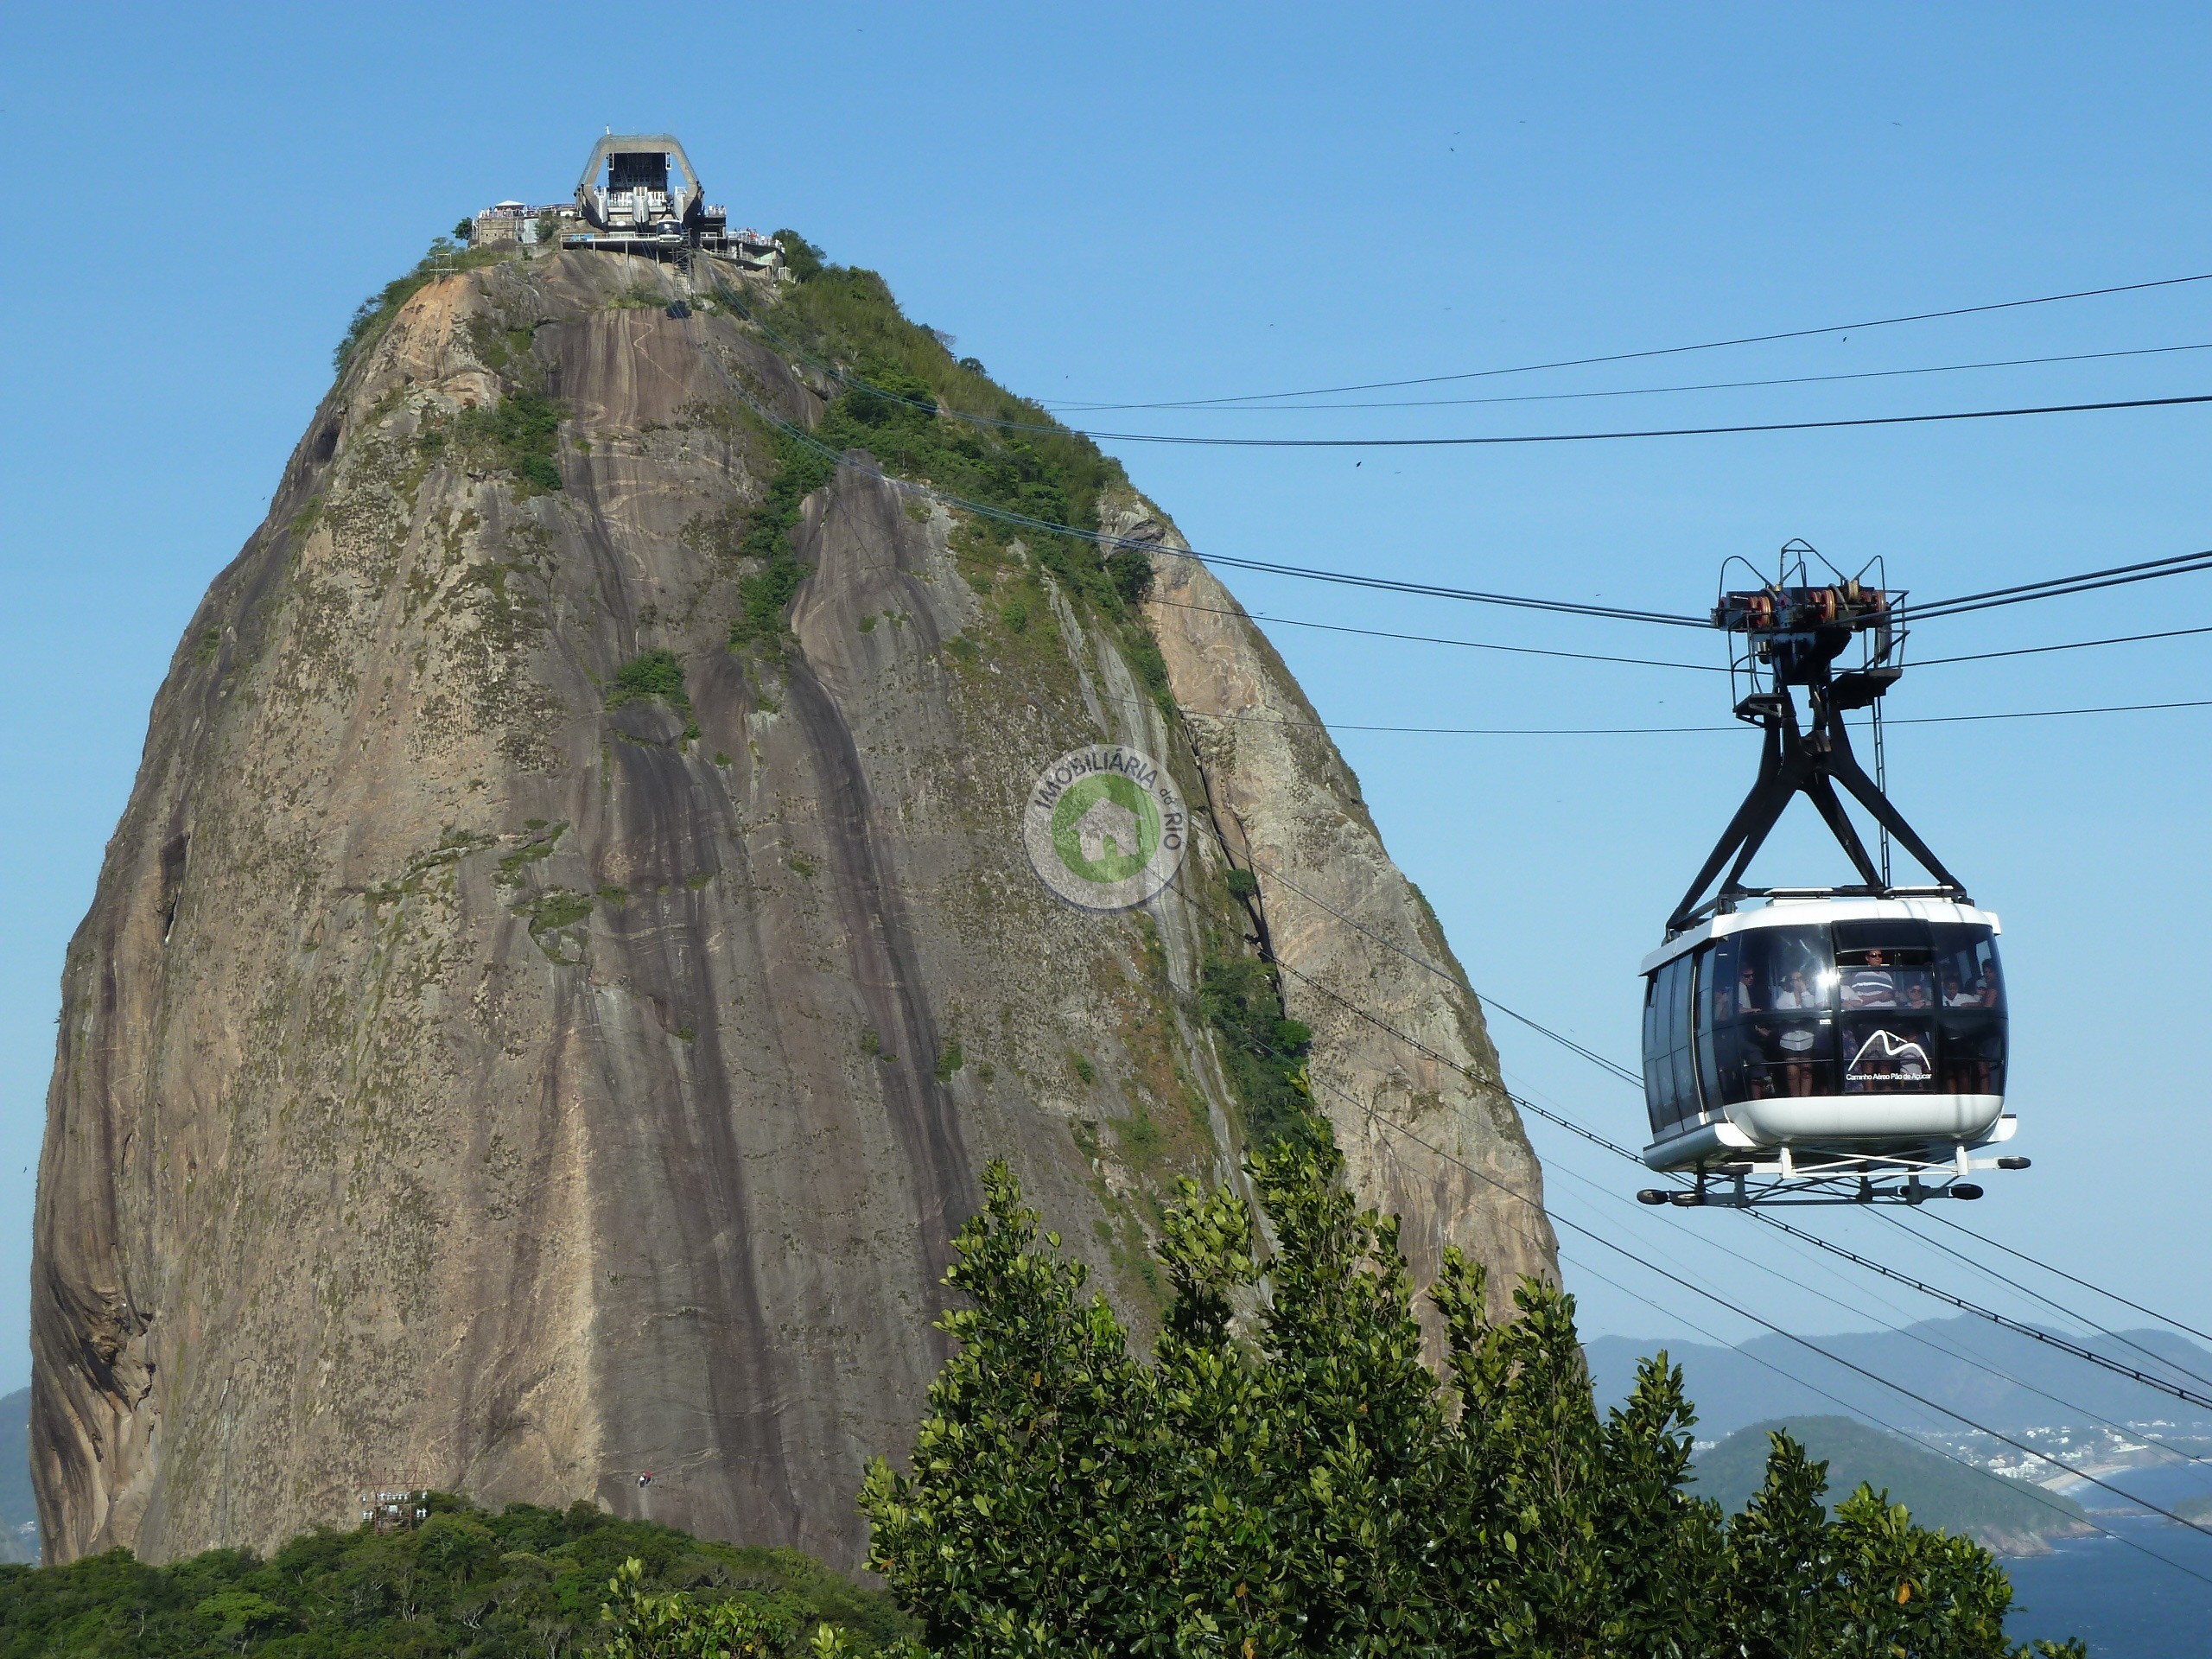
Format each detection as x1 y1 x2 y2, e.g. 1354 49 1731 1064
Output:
32 251 1554 1568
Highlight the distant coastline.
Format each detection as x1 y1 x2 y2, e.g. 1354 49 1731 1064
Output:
0 1388 33 1564
1692 1414 2094 1556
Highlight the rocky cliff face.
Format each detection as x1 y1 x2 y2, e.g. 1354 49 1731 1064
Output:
31 249 1554 1568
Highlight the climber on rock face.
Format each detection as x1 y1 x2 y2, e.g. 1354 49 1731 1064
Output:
639 1471 654 1489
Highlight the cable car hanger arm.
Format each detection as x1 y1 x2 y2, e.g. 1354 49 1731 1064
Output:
1667 692 1965 934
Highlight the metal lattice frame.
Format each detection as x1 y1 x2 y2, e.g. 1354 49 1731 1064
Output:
1668 543 1967 935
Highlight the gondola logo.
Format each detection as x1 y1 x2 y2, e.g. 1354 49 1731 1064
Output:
1845 1027 1932 1085
1023 744 1185 910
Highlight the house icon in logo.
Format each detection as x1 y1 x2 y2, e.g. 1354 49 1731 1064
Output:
1074 797 1141 865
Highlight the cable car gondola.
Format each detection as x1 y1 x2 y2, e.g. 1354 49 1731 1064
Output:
1637 545 2024 1207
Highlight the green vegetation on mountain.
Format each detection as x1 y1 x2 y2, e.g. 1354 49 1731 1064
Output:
1196 950 1321 1154
1694 1416 2091 1550
0 1495 909 1657
606 648 689 710
726 427 836 645
448 391 564 496
851 1142 2082 1658
709 245 1163 687
750 257 1125 544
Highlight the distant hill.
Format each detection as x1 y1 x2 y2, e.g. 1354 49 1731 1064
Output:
1587 1317 2212 1439
1695 1415 2092 1555
0 1389 31 1564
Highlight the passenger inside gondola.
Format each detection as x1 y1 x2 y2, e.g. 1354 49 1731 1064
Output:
1774 1018 1817 1095
1841 948 1897 1009
1732 963 1760 1017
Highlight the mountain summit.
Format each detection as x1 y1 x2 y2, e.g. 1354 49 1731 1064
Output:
32 237 1553 1567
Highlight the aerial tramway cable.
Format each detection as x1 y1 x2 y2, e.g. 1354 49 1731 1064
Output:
1272 991 2212 1551
690 303 2212 644
707 278 2212 438
1866 1207 2212 1395
1068 391 2212 448
1175 696 2212 739
1912 620 2212 669
1534 1240 2178 1564
1737 1211 2212 1413
1898 547 2212 621
1353 1092 2212 1565
681 323 1711 626
1046 266 2212 409
1144 595 1726 672
1155 596 2212 677
1270 989 2212 1538
1051 340 2212 415
1917 1209 2212 1351
1511 1080 2212 1468
720 289 2212 445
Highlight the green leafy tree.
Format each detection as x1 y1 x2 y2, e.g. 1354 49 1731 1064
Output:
860 1142 2085 1659
0 1497 912 1656
601 1555 795 1656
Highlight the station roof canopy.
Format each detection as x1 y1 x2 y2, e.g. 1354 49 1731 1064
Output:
574 133 703 223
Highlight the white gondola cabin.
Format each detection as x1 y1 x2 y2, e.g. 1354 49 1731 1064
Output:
1641 897 2012 1181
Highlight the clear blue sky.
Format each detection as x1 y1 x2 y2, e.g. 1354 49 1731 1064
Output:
3 3 2207 1398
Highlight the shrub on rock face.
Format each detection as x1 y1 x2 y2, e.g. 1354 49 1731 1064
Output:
860 1143 2084 1659
609 647 689 709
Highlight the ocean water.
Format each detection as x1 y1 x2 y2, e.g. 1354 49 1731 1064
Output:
2005 1463 2212 1656
2005 1516 2212 1656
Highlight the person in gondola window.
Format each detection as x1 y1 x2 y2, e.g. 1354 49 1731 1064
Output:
1776 1022 1816 1094
1772 969 1817 1010
1841 949 1897 1009
1735 964 1762 1018
1939 968 1979 1007
1769 969 1818 1094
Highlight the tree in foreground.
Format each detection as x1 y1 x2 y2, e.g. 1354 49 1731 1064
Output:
0 1497 913 1656
858 1140 2083 1658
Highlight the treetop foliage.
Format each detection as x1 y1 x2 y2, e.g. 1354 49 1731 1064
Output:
858 1143 2085 1659
0 1496 909 1658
